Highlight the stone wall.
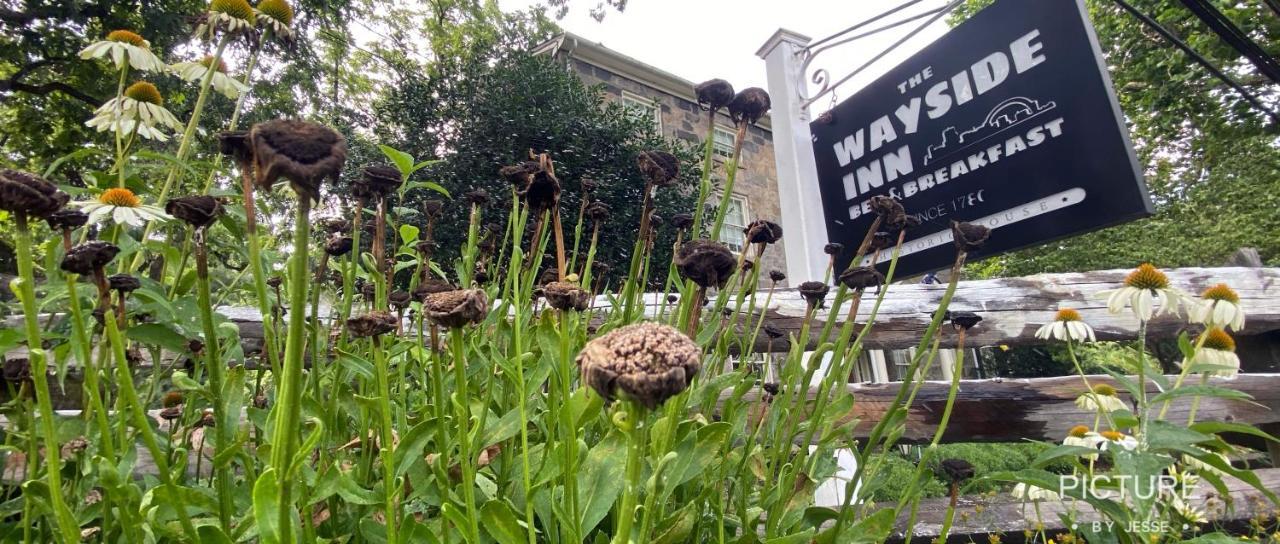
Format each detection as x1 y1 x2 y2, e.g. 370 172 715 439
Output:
569 59 791 284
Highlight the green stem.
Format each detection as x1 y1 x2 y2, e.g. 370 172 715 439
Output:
450 327 481 542
270 197 313 543
12 215 80 544
194 231 234 532
372 337 399 543
611 401 647 544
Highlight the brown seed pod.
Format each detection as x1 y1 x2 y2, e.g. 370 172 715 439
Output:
248 119 347 202
502 157 560 211
325 233 353 256
320 217 350 234
671 213 694 230
2 358 31 382
499 161 540 186
423 289 488 328
675 239 736 289
543 281 590 312
107 274 140 293
576 322 701 409
60 436 89 458
347 311 398 337
413 278 455 301
637 150 680 187
945 310 983 331
581 178 600 193
165 195 223 229
195 409 216 428
388 290 412 310
728 87 771 127
823 242 844 255
537 267 559 287
797 281 829 309
938 458 975 483
266 276 283 289
868 232 894 251
838 266 884 291
159 406 183 421
46 209 89 231
161 390 185 408
216 130 253 168
763 323 786 340
422 199 444 218
0 169 69 218
769 270 786 283
649 213 663 229
951 221 990 252
354 164 402 200
695 78 735 114
744 219 783 245
61 241 120 275
740 259 754 273
464 187 490 206
586 201 610 223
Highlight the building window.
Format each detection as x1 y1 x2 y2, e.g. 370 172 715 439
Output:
713 126 736 159
718 194 749 252
621 91 662 134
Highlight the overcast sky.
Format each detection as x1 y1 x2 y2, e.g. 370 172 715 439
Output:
498 0 956 111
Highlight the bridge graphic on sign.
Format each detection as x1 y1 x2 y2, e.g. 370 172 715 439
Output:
923 96 1057 166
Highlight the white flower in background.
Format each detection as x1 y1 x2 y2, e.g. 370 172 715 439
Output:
1097 263 1187 321
1189 283 1246 332
1169 495 1208 524
1061 425 1099 460
256 0 295 40
1035 307 1096 342
79 30 168 72
1074 383 1128 413
1189 328 1240 379
1012 482 1061 502
171 56 247 99
1181 449 1231 476
195 0 257 40
85 81 183 141
77 188 170 227
1097 430 1138 451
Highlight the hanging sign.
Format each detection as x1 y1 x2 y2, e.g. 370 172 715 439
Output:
809 0 1151 277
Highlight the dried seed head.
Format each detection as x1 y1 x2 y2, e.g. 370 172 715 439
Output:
388 290 412 310
868 232 893 251
502 155 560 211
1202 328 1235 352
0 169 69 218
823 242 844 256
637 150 680 187
161 390 185 408
946 310 983 331
728 87 770 127
45 209 89 230
195 409 216 428
576 322 701 408
671 213 694 230
347 311 398 337
666 294 679 303
649 213 663 228
938 458 975 483
544 281 590 312
266 276 283 289
674 239 736 289
325 234 353 256
2 358 31 382
124 81 163 105
740 259 754 273
838 266 883 291
763 323 785 340
107 29 148 47
868 195 905 225
798 281 829 308
885 215 922 236
950 221 990 253
60 436 89 458
464 187 490 205
769 270 786 283
159 406 183 421
586 200 610 223
581 178 600 193
695 78 735 113
1123 263 1169 290
165 195 223 229
744 219 783 245
354 164 402 200
248 119 347 202
107 274 140 293
413 278 455 301
61 241 120 275
423 289 488 328
217 131 253 167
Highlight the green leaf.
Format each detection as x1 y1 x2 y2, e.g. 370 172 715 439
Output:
405 180 451 198
662 421 732 491
1190 421 1280 443
394 419 436 478
196 525 234 544
252 469 281 544
399 224 420 245
1031 444 1098 468
1146 420 1213 451
480 500 529 544
1150 384 1255 404
652 502 697 544
764 529 813 544
576 430 626 534
378 145 415 176
126 323 190 353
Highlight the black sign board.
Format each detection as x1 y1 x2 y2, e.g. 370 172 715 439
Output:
810 0 1151 277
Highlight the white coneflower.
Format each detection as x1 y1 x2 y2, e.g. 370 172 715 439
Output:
256 0 295 39
1096 263 1187 321
1074 383 1127 413
1035 308 1096 342
77 188 170 227
1169 495 1208 524
170 56 247 99
1189 283 1246 332
79 30 168 72
1189 328 1240 379
85 81 183 141
1097 430 1138 451
1011 482 1060 502
1062 425 1100 460
195 0 257 39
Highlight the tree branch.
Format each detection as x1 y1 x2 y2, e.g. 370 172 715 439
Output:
0 80 102 108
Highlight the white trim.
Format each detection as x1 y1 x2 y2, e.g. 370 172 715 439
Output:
621 90 662 134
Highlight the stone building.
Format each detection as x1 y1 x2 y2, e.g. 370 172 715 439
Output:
533 32 790 283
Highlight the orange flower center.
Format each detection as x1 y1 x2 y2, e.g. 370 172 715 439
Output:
1202 283 1239 304
1068 425 1089 438
1055 308 1082 322
1202 328 1235 352
199 55 229 73
124 81 163 105
1124 263 1169 290
100 188 141 208
258 0 295 25
1100 430 1124 441
106 30 147 47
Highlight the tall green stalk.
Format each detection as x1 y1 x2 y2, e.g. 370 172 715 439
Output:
194 231 234 531
12 215 81 544
372 337 399 543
